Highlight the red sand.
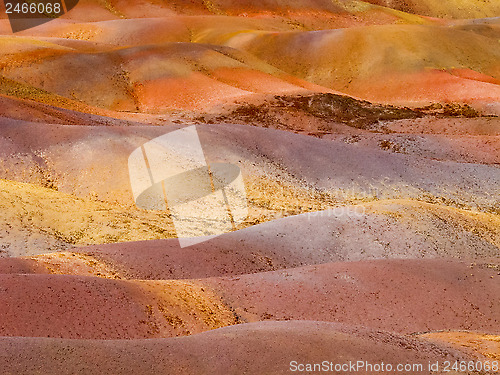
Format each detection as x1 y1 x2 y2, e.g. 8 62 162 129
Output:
0 273 238 339
0 321 474 375
201 258 500 335
346 69 500 108
0 274 164 339
0 256 497 338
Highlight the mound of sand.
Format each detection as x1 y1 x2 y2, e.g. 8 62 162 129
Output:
0 321 475 375
1 121 498 211
421 331 500 361
0 179 176 256
222 23 500 107
0 119 497 256
39 200 497 280
3 6 497 112
0 273 237 339
0 0 433 29
362 0 500 19
0 40 333 112
200 258 500 334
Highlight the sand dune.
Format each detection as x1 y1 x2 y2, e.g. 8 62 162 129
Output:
2 0 494 23
0 119 498 256
0 255 497 344
0 0 498 112
0 95 148 125
0 256 49 275
0 41 332 112
0 320 474 375
222 23 500 107
0 273 238 339
0 0 433 29
0 179 176 257
38 200 497 280
421 331 500 361
362 0 500 18
380 117 500 136
200 258 500 334
1 122 498 212
323 133 500 165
